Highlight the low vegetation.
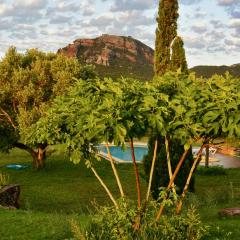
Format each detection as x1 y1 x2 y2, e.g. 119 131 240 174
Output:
0 149 240 239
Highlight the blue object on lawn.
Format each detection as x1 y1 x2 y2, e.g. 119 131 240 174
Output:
6 164 30 170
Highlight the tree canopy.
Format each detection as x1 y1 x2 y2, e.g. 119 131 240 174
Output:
154 0 179 75
0 47 93 168
27 73 240 165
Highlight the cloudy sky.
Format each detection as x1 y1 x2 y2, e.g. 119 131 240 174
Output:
0 0 239 67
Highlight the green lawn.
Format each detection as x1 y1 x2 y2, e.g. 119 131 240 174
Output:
0 148 240 239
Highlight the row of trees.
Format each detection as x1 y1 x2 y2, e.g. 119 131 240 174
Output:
24 72 239 220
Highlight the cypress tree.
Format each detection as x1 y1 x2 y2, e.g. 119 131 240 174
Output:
154 0 179 75
143 0 194 199
171 36 188 74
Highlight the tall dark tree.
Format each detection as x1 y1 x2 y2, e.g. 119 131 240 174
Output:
154 0 179 75
144 0 194 199
171 36 188 74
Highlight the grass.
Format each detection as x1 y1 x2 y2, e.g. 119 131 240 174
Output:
0 148 240 239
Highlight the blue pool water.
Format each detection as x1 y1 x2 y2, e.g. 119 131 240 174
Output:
100 145 148 162
99 145 240 168
99 146 203 163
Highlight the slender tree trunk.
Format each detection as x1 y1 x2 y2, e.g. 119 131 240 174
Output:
205 143 209 168
165 137 176 194
90 167 118 209
176 144 205 214
130 138 141 209
105 143 125 197
156 147 190 221
146 140 158 202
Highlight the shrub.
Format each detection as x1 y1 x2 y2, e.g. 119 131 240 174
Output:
71 197 208 240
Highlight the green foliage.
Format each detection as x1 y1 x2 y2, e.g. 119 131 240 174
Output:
79 65 97 80
76 197 207 240
152 0 194 203
171 36 188 74
94 60 154 81
0 47 94 166
190 74 240 139
31 71 240 170
155 0 179 75
202 226 233 240
29 77 164 166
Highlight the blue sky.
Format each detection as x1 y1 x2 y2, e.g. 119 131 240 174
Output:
0 0 239 67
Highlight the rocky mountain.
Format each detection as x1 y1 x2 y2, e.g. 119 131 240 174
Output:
58 34 154 80
58 34 240 80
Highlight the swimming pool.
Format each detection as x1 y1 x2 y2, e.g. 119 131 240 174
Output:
99 145 148 162
98 145 206 163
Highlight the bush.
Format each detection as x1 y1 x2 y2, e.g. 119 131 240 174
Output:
71 197 208 240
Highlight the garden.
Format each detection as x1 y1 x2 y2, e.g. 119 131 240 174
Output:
0 0 240 239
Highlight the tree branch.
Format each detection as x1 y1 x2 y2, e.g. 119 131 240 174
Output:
0 108 17 129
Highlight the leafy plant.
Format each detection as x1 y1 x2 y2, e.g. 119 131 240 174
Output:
71 197 208 240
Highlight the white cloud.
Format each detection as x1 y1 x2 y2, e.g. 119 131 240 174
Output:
13 0 48 9
0 0 238 66
218 0 238 6
229 18 240 27
183 36 206 49
191 23 207 33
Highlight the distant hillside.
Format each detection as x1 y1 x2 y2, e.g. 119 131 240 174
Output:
190 64 240 78
58 34 154 80
58 34 240 80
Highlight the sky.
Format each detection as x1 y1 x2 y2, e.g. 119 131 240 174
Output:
0 0 239 67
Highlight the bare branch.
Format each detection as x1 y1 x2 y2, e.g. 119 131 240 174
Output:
0 108 17 129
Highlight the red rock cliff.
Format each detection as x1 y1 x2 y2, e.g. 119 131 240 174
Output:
58 34 154 67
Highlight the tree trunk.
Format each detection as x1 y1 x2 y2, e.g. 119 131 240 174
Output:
176 144 205 214
90 167 119 209
165 137 176 194
205 144 209 168
146 140 158 202
105 143 125 197
156 147 190 221
130 138 141 209
13 142 47 169
36 144 47 169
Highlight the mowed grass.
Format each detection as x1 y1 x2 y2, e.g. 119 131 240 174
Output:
0 148 240 239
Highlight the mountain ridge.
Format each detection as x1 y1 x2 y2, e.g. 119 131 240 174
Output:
58 34 240 79
58 34 154 80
